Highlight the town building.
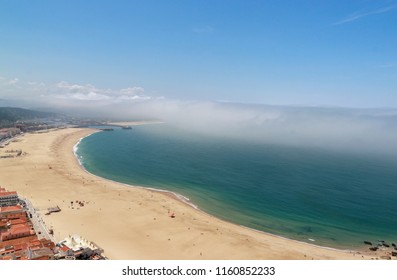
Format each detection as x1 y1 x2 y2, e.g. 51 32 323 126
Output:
0 187 19 207
0 187 58 260
0 205 25 219
0 237 56 260
57 234 105 259
0 223 35 242
0 187 104 260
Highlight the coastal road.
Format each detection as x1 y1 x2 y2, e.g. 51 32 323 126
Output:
21 197 56 243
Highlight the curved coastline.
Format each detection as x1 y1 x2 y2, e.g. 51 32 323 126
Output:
74 130 200 210
2 126 382 259
73 131 100 166
74 128 363 255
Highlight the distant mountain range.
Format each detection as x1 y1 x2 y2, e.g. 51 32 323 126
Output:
0 107 62 126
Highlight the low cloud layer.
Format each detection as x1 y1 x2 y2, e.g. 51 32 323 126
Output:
1 76 397 156
0 76 152 105
54 81 147 101
112 100 397 156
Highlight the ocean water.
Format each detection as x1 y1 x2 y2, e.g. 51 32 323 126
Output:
76 124 397 249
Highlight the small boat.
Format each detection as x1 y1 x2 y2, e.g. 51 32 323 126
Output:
121 126 132 130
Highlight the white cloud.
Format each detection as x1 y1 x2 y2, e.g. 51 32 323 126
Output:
8 78 19 85
0 76 151 104
28 81 40 86
116 94 151 101
334 4 397 25
57 81 97 94
70 92 111 101
54 81 149 101
120 87 145 96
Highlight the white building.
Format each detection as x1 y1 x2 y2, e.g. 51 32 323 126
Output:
58 234 104 259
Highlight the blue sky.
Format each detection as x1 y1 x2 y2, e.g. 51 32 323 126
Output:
1 0 397 108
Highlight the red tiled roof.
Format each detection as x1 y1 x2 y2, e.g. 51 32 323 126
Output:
29 241 41 247
59 245 71 252
13 243 27 251
1 224 33 242
0 205 23 213
8 224 31 235
9 217 28 225
0 235 37 248
0 191 17 197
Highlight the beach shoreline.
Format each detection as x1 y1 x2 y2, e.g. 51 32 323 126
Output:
74 132 200 210
0 127 386 259
75 130 358 253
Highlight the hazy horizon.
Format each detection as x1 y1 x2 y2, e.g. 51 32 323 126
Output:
1 1 397 156
2 98 397 158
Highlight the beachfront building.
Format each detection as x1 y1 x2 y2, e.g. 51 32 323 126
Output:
57 234 105 259
6 217 28 227
9 217 27 225
57 244 74 258
0 188 19 207
0 223 35 241
0 204 33 242
0 205 25 220
0 188 59 260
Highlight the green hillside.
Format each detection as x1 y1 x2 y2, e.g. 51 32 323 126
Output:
0 107 60 127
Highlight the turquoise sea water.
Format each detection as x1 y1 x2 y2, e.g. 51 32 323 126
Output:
76 124 397 249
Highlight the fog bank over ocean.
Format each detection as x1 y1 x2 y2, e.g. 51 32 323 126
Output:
72 99 397 156
3 97 397 156
127 101 397 155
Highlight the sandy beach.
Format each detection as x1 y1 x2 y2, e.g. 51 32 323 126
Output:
0 128 383 259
